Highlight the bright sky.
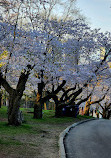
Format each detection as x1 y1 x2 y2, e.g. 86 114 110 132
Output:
76 0 111 32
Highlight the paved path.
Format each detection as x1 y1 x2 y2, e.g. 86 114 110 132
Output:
64 119 111 158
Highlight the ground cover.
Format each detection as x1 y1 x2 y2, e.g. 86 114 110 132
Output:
0 106 92 158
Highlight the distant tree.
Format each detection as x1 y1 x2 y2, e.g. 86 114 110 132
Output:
84 86 110 116
98 102 111 119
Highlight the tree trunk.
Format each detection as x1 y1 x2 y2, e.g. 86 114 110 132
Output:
55 96 63 117
0 92 2 108
85 109 89 116
8 93 22 126
33 82 44 119
55 104 63 117
0 85 2 108
0 66 31 125
102 108 107 119
33 101 43 119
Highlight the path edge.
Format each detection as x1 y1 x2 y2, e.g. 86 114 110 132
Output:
59 118 97 158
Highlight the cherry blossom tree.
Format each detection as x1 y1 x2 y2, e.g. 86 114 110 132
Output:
0 0 111 125
0 0 79 123
0 19 111 123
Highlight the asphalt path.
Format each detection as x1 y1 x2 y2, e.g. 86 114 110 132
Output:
64 119 111 158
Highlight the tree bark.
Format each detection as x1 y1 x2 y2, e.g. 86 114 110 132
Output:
33 82 44 119
0 84 1 108
53 96 63 117
33 101 43 119
8 91 22 126
55 104 63 117
0 69 30 126
102 109 107 119
0 92 2 108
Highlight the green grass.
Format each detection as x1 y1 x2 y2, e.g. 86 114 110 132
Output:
0 106 8 118
0 106 92 139
0 122 33 135
0 106 93 137
0 138 23 146
0 106 93 127
77 114 93 119
0 106 92 157
0 106 80 135
20 107 77 124
0 106 93 140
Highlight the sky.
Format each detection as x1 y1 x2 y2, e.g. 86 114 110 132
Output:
76 0 111 32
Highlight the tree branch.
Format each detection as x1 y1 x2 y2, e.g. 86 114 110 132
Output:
0 72 14 94
54 80 66 94
77 92 93 105
60 84 77 102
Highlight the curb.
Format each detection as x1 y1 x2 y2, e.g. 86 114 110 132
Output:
59 118 97 158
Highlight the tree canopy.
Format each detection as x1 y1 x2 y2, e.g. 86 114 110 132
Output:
0 0 111 125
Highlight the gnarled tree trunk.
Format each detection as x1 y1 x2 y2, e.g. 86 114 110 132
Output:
0 67 31 126
52 95 63 117
8 91 22 125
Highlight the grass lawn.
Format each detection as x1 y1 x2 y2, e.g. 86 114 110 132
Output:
0 106 92 158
